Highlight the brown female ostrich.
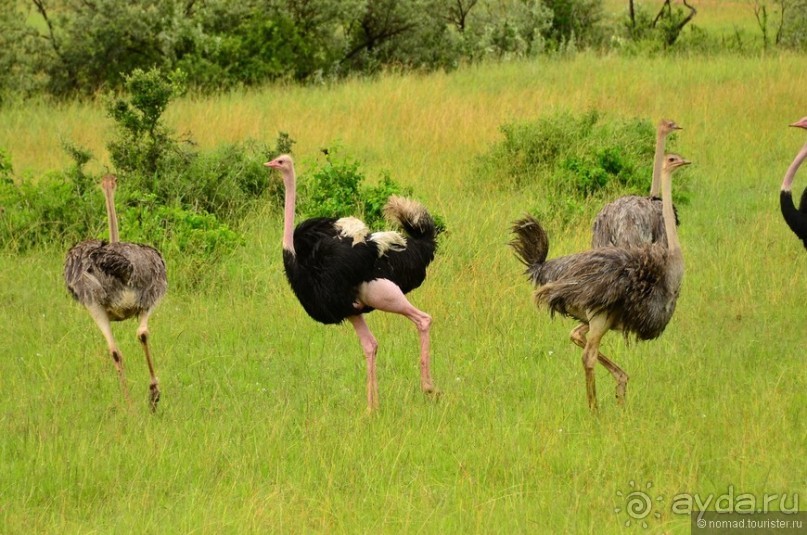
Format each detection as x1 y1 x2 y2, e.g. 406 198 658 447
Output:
591 119 682 248
780 116 807 249
266 154 438 412
64 175 167 411
511 154 691 411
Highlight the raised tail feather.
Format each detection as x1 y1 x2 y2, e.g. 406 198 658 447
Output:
510 215 549 267
383 195 437 240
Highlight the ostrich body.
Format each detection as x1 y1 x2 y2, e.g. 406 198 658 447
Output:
266 154 437 411
511 154 691 411
780 116 807 249
591 119 682 248
64 175 167 410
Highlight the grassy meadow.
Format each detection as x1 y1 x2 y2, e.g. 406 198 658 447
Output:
1 52 806 533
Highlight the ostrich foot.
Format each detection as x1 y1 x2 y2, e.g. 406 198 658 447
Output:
421 382 441 401
149 383 161 412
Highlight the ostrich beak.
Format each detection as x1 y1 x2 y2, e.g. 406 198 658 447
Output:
264 160 279 169
789 118 807 129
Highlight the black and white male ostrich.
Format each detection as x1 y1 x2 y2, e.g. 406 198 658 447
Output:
64 175 167 411
591 119 682 248
265 154 438 411
780 116 807 249
511 154 691 411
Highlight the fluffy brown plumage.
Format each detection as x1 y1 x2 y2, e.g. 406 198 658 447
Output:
591 119 681 248
64 175 166 410
511 154 691 411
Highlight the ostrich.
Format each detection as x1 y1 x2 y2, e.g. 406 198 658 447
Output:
64 175 167 411
780 116 807 249
511 154 691 411
265 154 438 411
591 119 682 248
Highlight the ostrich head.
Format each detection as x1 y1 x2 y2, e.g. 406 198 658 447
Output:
101 174 117 191
789 117 807 130
265 154 295 179
663 153 691 172
659 119 682 136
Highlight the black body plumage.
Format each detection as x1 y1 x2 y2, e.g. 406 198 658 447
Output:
64 240 167 320
780 189 807 249
283 199 438 325
512 215 681 341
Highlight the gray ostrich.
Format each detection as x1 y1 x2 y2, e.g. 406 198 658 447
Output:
64 175 167 411
591 119 682 248
511 154 691 411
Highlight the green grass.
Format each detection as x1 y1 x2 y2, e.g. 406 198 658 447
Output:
1 53 806 533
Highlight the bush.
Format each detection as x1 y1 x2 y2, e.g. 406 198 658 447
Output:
479 110 690 225
0 68 284 289
298 152 412 229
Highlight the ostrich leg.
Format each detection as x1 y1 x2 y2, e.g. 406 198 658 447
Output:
570 324 629 404
87 303 132 405
580 314 614 412
137 311 160 412
358 278 435 395
349 315 379 412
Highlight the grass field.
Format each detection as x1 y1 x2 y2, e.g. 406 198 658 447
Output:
1 52 806 533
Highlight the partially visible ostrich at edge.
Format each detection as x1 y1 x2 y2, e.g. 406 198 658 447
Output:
64 175 167 411
265 154 438 412
780 116 807 249
511 154 691 411
591 119 682 248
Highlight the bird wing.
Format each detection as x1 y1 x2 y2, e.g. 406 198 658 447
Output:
799 187 807 214
90 246 134 284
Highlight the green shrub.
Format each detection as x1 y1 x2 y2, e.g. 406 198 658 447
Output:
0 69 285 289
297 151 444 233
479 110 690 225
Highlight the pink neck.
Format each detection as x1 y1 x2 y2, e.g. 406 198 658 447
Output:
782 141 807 191
282 168 296 254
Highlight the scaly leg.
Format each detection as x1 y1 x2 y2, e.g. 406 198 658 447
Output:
581 314 613 412
570 323 629 404
348 315 379 412
358 279 435 394
137 311 160 412
86 303 132 406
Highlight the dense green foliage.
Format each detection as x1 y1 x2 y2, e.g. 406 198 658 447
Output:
0 68 272 286
297 152 445 233
479 110 687 223
1 0 805 102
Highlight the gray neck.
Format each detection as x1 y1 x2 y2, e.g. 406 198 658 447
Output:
103 186 119 243
781 141 807 191
650 129 668 197
662 166 682 257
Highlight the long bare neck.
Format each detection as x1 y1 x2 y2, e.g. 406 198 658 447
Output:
781 141 807 191
103 185 120 243
650 129 668 197
662 167 680 254
282 168 296 254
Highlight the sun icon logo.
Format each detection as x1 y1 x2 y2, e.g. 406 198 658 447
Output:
614 480 664 528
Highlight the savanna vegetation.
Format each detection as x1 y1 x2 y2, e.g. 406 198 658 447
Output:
0 0 805 533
